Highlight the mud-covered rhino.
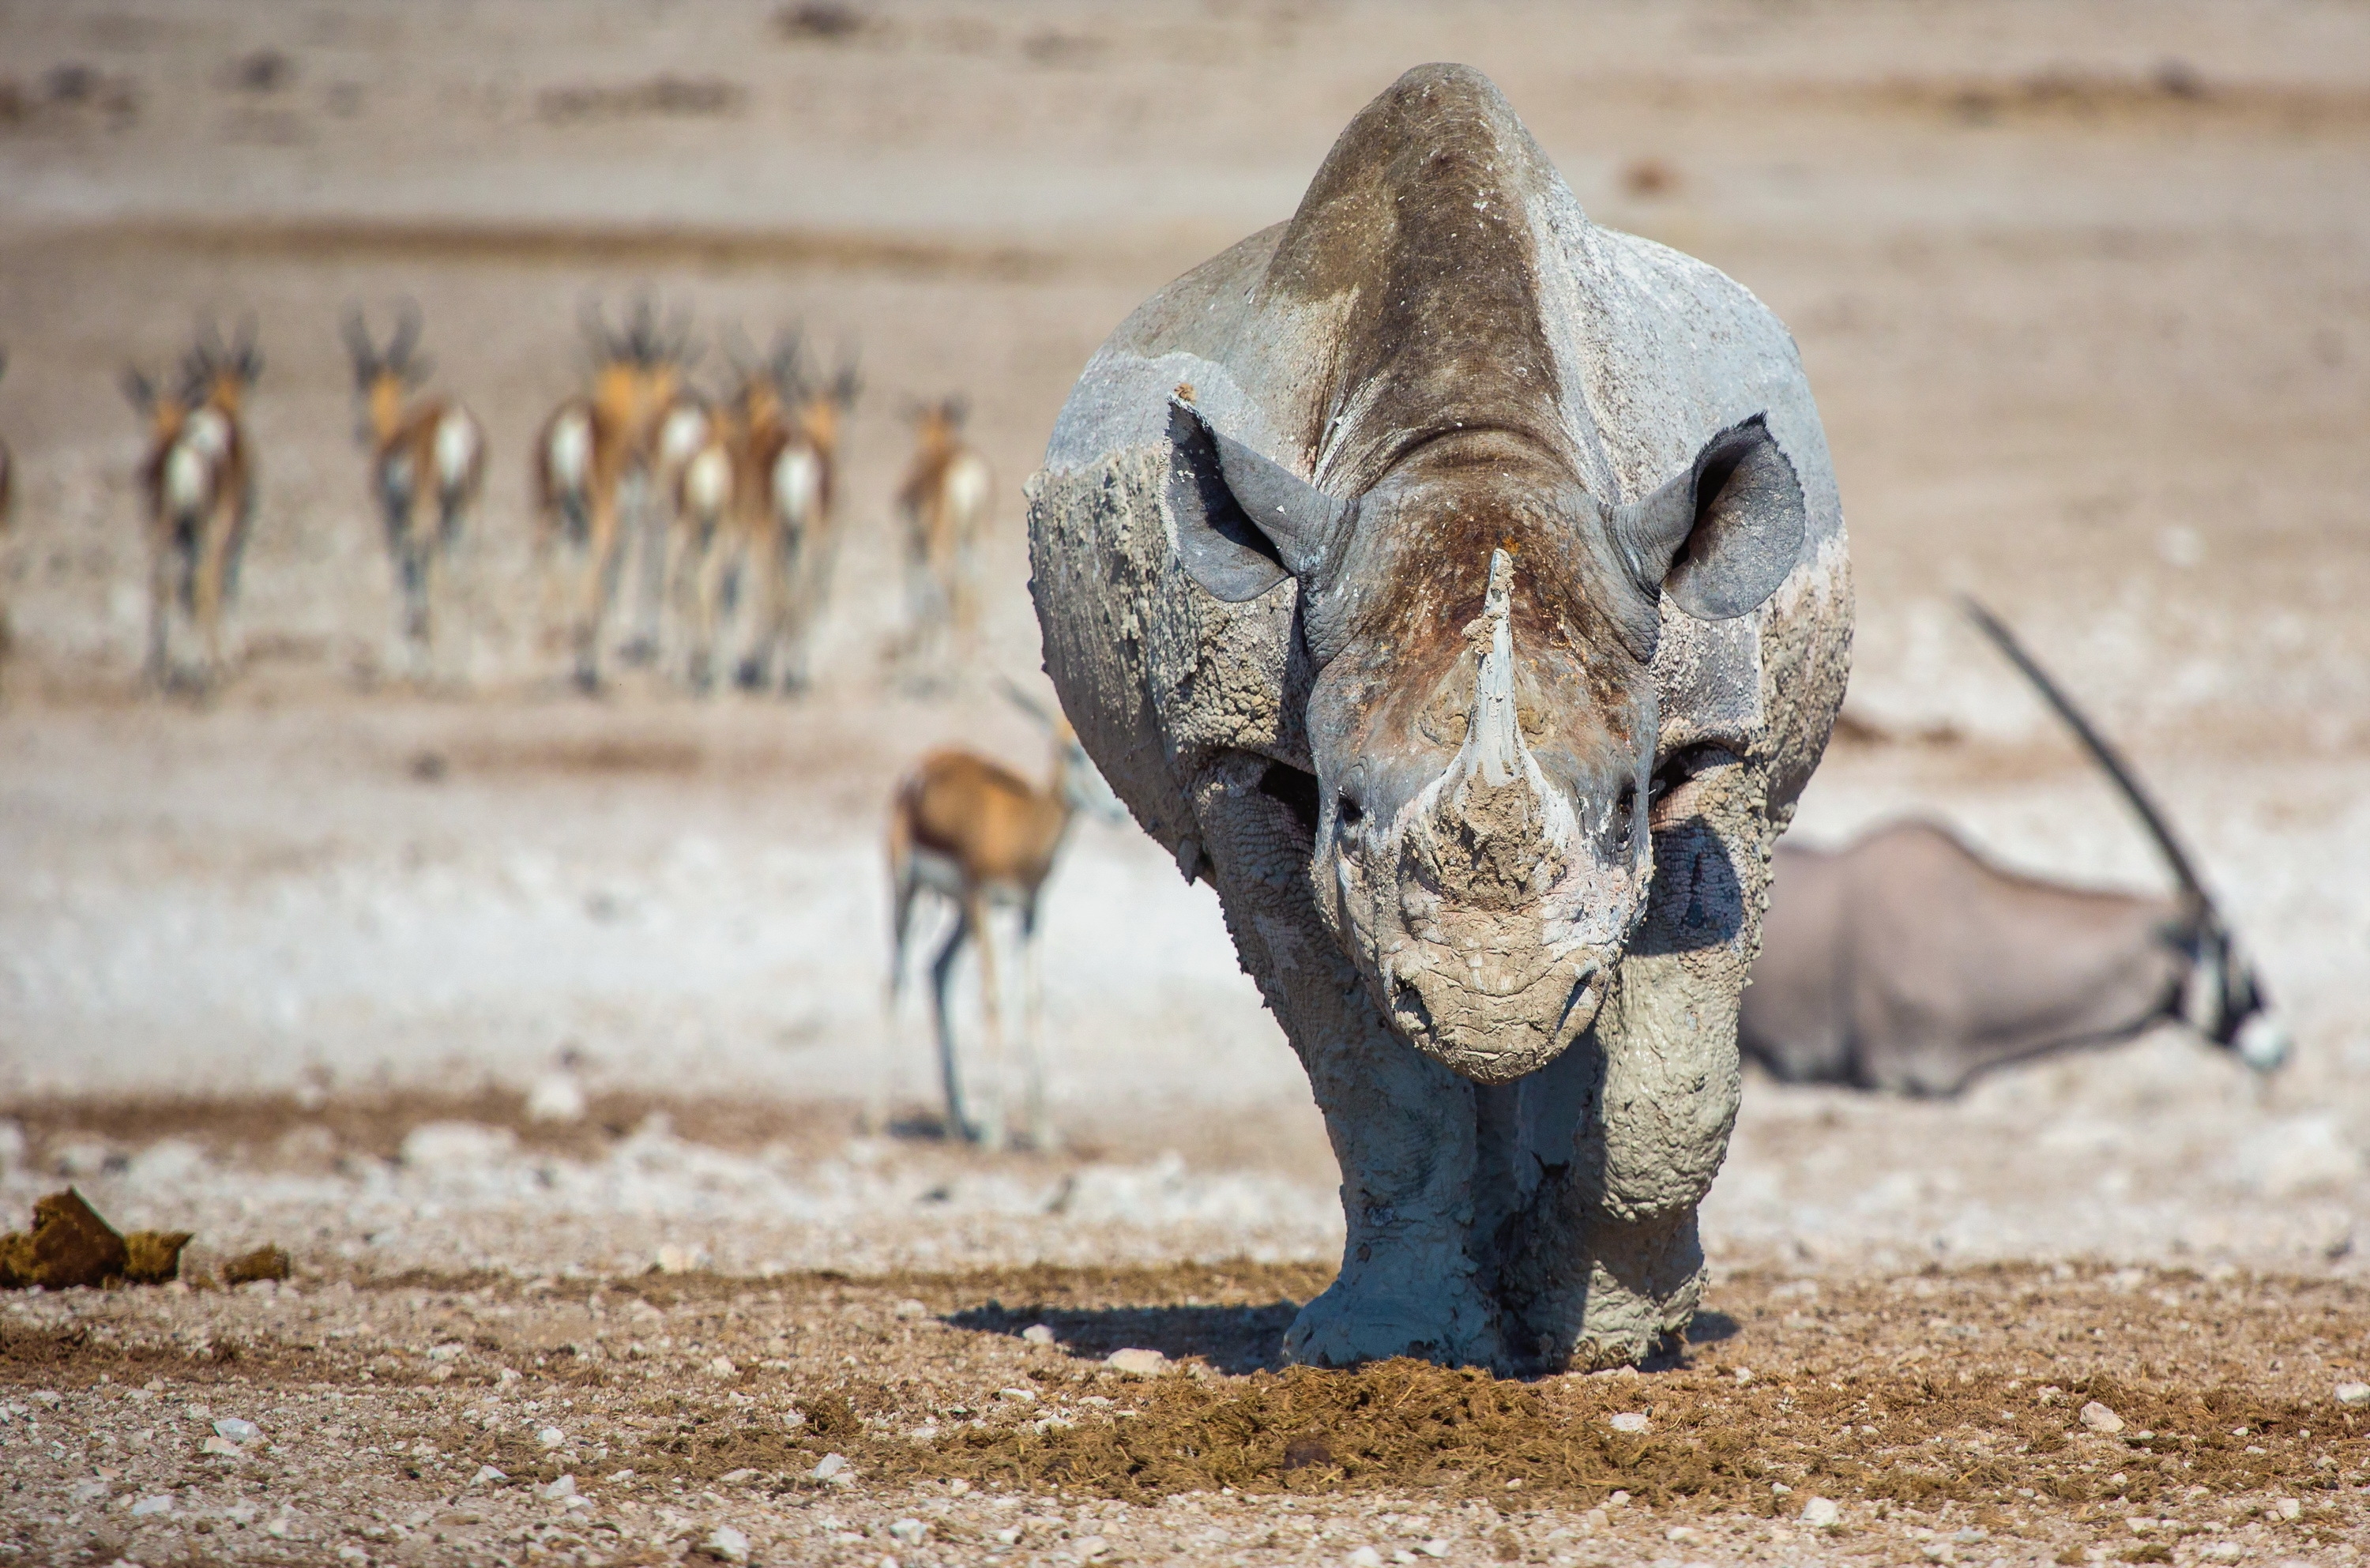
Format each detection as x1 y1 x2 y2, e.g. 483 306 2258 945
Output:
1025 64 1851 1371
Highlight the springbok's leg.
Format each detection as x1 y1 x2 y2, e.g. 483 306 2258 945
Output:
966 892 1011 1152
194 502 235 690
929 904 978 1144
620 475 667 666
145 522 173 688
1020 901 1053 1152
875 849 919 1137
1190 754 1500 1369
574 488 622 693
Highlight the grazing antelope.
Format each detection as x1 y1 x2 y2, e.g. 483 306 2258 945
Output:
123 318 260 690
894 396 990 682
532 296 695 690
885 685 1121 1150
342 305 486 674
1740 600 2288 1096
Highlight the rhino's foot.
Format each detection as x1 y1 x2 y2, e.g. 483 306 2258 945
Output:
1281 1273 1502 1370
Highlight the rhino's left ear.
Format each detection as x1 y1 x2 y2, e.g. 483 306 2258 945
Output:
1166 398 1355 600
1615 415 1807 621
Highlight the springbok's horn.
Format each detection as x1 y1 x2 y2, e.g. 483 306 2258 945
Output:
1961 597 2212 912
996 677 1054 730
389 300 423 367
340 306 376 372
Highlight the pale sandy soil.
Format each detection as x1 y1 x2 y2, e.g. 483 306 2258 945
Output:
2 2 2368 1563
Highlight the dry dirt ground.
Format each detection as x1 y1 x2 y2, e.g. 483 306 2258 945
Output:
3 2 2370 1564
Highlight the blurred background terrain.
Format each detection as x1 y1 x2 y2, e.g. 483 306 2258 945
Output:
1 0 2367 1281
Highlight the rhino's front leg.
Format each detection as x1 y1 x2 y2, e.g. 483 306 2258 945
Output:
1497 811 1759 1371
1189 755 1502 1369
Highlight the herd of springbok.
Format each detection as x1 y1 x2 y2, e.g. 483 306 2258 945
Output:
0 300 996 694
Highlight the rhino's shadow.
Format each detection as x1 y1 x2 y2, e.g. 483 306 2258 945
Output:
946 1301 1304 1375
944 1303 1744 1378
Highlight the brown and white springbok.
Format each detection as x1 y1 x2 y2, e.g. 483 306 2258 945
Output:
884 685 1121 1150
893 396 991 682
342 305 486 674
663 331 788 690
122 319 259 690
770 348 861 692
532 297 694 690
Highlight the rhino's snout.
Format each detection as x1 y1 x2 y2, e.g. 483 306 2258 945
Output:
1334 548 1650 1083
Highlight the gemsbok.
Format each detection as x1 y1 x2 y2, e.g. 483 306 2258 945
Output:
893 396 990 682
124 318 260 690
532 296 695 690
1740 600 2289 1095
884 685 1120 1151
342 305 486 675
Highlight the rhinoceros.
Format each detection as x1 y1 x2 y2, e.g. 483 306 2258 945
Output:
1025 63 1851 1371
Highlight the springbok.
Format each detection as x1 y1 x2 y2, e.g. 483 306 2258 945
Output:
342 305 486 674
532 297 695 690
124 318 260 690
663 330 792 690
771 348 861 692
1740 601 2288 1096
884 686 1120 1151
894 396 991 681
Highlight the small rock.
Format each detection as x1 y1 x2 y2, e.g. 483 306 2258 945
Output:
1608 1412 1650 1434
2335 1381 2370 1406
709 1356 738 1378
700 1524 751 1563
1800 1496 1841 1529
1732 1366 1754 1384
893 1297 929 1318
889 1517 928 1544
537 1426 565 1448
1607 1489 1630 1506
1076 1536 1111 1560
1104 1347 1169 1376
213 1417 260 1444
720 1468 759 1485
2080 1401 2125 1434
1021 1323 1057 1345
540 1474 576 1501
469 1465 506 1487
2274 1497 2302 1521
221 1244 291 1287
1420 1541 1450 1559
999 1386 1038 1403
809 1451 851 1483
1666 1525 1699 1543
130 1495 173 1517
201 1435 245 1457
1921 1544 1954 1564
1349 1547 1384 1567
655 1243 703 1275
525 1072 587 1124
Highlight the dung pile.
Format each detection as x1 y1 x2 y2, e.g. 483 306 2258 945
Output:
0 1187 192 1289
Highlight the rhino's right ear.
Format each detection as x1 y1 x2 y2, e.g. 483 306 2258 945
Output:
1165 399 1353 602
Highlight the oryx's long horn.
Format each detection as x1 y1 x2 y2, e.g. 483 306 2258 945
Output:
1961 597 2212 912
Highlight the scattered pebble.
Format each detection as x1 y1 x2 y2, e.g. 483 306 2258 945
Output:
810 1451 851 1483
700 1523 751 1563
1021 1323 1058 1345
1076 1535 1110 1559
2080 1401 2125 1434
2335 1381 2370 1406
2274 1497 2302 1521
525 1070 587 1124
999 1386 1038 1403
540 1474 576 1501
1801 1496 1841 1529
1420 1540 1450 1559
1732 1366 1754 1383
889 1517 928 1543
469 1465 506 1486
200 1435 244 1457
536 1425 565 1448
129 1495 172 1517
1104 1347 1169 1376
213 1416 260 1444
1349 1547 1383 1567
1608 1411 1650 1433
708 1356 738 1378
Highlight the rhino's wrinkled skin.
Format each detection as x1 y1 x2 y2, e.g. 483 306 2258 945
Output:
1026 65 1851 1371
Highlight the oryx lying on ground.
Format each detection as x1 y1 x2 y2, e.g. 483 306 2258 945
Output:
1741 602 2287 1096
1029 65 1849 1370
883 685 1121 1152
